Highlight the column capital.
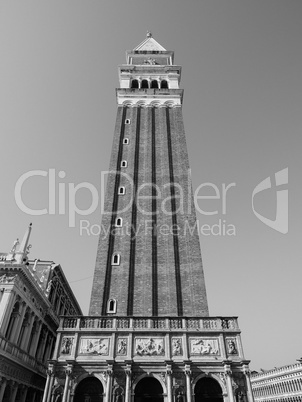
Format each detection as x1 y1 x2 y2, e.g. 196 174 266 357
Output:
106 363 113 377
240 361 251 376
47 366 55 377
223 361 233 376
165 361 173 376
65 363 73 377
125 363 132 377
0 377 7 386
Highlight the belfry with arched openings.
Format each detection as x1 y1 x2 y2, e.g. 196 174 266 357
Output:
42 33 254 402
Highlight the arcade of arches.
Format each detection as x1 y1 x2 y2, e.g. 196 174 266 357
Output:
46 371 248 402
72 376 225 402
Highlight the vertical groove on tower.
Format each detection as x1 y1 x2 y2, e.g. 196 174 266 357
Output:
151 107 158 316
166 107 183 316
101 106 127 315
127 106 141 316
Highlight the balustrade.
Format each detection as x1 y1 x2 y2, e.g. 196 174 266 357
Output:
60 316 238 332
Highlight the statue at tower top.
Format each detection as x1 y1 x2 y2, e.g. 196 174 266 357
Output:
146 30 152 38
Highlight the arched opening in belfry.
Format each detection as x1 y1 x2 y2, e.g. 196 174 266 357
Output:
194 377 223 402
151 80 159 89
161 80 168 89
141 79 149 89
74 377 104 402
131 79 139 88
134 377 164 402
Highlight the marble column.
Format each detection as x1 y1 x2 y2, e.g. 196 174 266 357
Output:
166 364 173 402
30 320 42 356
11 382 18 402
105 366 113 402
0 377 7 402
19 386 28 402
62 364 73 402
22 312 35 351
42 365 55 402
46 368 56 402
0 289 16 333
241 363 254 402
185 365 192 402
224 362 235 402
12 301 27 344
125 365 132 402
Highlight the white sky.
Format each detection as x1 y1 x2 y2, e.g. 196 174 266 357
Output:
0 0 301 371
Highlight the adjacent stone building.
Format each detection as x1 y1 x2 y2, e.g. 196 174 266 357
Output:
0 224 82 402
251 361 302 402
42 33 255 402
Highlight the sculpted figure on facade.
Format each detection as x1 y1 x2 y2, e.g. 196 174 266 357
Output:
25 244 32 256
117 338 127 355
10 238 19 253
227 339 238 355
172 338 182 356
144 57 157 65
61 337 73 355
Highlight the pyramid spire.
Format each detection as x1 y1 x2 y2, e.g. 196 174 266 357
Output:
133 32 166 51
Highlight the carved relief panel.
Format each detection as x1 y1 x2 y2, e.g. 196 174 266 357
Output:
135 337 165 356
189 338 220 356
60 336 74 355
116 338 128 356
172 338 183 356
79 337 110 355
225 338 238 355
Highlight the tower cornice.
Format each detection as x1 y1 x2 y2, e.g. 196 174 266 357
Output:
116 88 183 106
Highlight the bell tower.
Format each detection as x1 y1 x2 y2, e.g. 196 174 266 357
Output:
45 34 254 402
89 32 208 318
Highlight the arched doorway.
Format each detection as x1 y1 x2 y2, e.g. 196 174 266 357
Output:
74 377 104 402
194 377 223 402
134 377 164 402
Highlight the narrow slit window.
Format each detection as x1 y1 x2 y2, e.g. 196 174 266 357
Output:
123 138 129 145
107 299 117 313
121 160 127 168
115 217 122 227
125 119 131 124
118 186 125 195
112 254 120 265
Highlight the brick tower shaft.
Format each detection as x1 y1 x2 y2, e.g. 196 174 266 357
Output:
89 34 208 317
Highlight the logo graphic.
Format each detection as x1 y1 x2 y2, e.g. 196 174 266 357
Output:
252 168 288 234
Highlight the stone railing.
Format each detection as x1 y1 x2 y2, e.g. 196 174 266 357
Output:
61 316 239 332
0 334 47 374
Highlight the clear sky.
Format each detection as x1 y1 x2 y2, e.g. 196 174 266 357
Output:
0 0 301 371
